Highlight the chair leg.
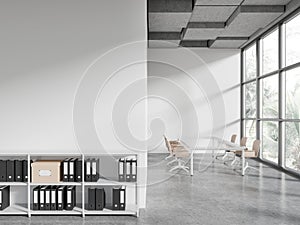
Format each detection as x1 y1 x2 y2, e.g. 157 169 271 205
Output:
221 152 229 160
215 152 226 160
167 158 177 165
243 161 259 173
169 165 180 172
165 154 173 160
169 159 189 174
230 156 238 166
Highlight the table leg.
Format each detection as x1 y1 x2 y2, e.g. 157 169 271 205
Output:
190 151 193 176
242 148 245 176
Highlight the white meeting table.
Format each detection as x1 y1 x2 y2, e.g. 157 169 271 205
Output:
181 137 247 176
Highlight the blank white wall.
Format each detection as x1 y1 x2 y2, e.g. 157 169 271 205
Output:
0 0 147 207
148 48 240 152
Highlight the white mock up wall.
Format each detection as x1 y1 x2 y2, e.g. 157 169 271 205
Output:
0 0 147 207
148 48 240 152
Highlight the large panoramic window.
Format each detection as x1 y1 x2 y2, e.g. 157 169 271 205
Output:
286 67 300 120
242 11 300 174
262 75 278 118
285 122 300 171
244 120 256 149
285 14 300 66
244 44 257 81
262 121 278 163
262 29 279 75
244 81 256 118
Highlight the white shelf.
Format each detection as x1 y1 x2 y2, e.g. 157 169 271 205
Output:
0 153 140 217
84 178 136 186
29 153 83 157
0 182 28 186
84 205 137 215
0 204 28 215
30 182 82 186
30 207 82 215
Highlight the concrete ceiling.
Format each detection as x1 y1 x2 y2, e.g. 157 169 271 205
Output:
148 0 294 48
149 13 191 32
190 6 236 22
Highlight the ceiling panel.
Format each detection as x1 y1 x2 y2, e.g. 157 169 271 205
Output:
149 32 181 40
148 40 180 48
190 6 237 22
184 28 224 40
149 0 193 12
149 13 191 32
195 0 243 5
210 38 248 48
221 12 283 37
242 0 291 5
180 40 208 47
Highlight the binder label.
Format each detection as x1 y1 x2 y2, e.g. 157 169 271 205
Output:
46 191 50 203
51 190 56 203
86 162 91 175
120 191 124 203
92 162 97 175
69 162 74 175
40 191 44 203
33 191 38 203
64 162 68 174
67 191 71 204
119 160 124 174
132 162 136 175
58 192 62 203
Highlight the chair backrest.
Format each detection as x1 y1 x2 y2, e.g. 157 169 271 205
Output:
240 137 247 147
231 134 237 143
163 135 172 153
252 140 260 157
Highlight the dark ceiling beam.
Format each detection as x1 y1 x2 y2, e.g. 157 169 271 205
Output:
240 5 285 13
187 22 226 29
208 36 248 47
148 0 194 12
226 5 285 26
149 32 181 40
180 40 208 47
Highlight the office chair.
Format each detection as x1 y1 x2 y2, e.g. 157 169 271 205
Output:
233 140 260 173
163 135 181 161
216 134 237 160
224 137 247 165
169 147 190 173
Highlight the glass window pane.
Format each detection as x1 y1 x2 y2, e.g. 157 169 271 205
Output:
286 67 300 119
244 82 256 118
244 44 257 81
262 29 279 75
285 122 300 171
262 121 278 163
262 75 278 118
286 14 300 66
244 120 256 149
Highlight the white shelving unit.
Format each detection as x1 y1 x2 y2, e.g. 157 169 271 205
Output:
0 153 140 217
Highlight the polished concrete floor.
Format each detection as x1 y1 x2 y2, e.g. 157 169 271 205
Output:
1 153 300 225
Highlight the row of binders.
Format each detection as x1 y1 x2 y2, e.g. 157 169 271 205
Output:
118 156 137 182
61 158 100 182
85 158 99 182
62 158 82 182
0 186 10 210
87 188 105 210
87 187 126 211
112 186 126 210
0 160 28 182
33 186 76 210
